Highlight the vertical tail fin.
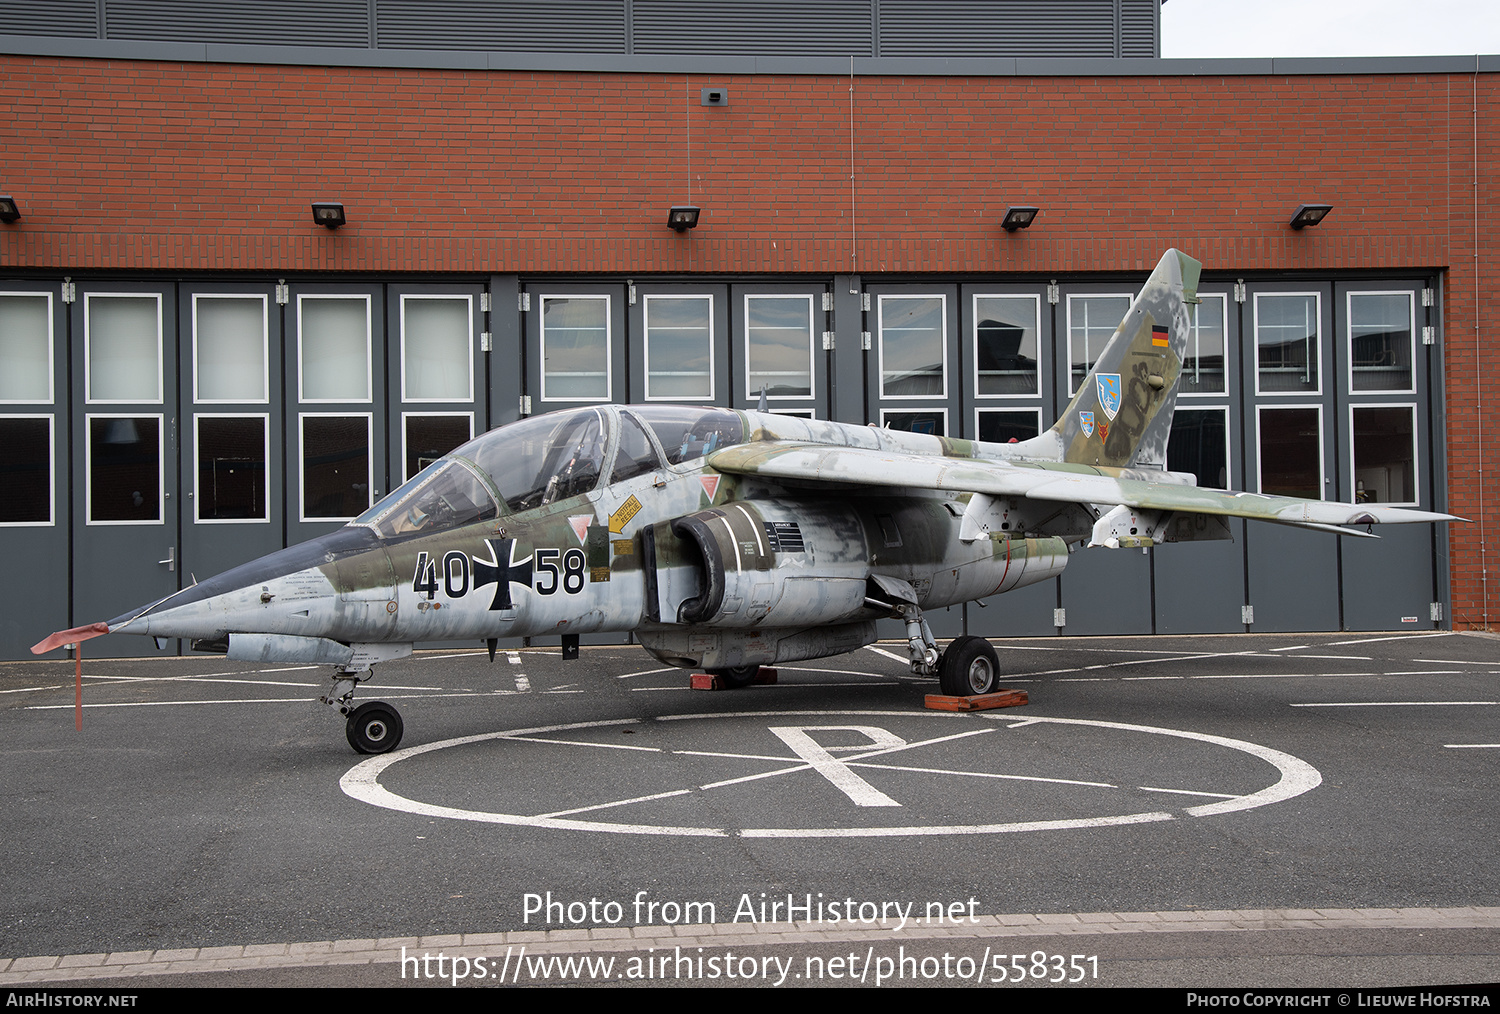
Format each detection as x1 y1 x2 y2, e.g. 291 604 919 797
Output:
1050 248 1202 469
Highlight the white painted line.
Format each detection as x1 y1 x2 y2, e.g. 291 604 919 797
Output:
514 675 531 692
848 761 1116 789
615 667 674 679
695 728 996 792
1444 744 1500 748
507 653 522 665
495 734 661 752
741 811 1176 839
1384 670 1465 675
414 652 488 661
1270 645 1310 651
1426 659 1500 665
1136 785 1239 800
1291 701 1497 707
1324 632 1456 646
537 788 692 819
863 645 909 664
1284 655 1374 661
0 684 67 694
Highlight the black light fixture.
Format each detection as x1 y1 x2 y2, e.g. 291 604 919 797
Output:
311 201 346 229
1001 205 1039 232
667 206 700 232
1289 203 1332 230
0 195 20 223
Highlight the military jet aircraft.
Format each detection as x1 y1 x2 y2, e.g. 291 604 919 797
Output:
34 249 1458 753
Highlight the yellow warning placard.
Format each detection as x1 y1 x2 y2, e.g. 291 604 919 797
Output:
609 495 642 534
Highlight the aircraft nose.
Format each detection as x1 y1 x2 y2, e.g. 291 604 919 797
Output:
105 526 386 640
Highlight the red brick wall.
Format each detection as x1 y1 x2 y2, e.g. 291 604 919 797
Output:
0 55 1495 627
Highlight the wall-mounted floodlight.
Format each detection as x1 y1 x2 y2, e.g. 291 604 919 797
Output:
0 195 21 223
311 201 347 229
1289 204 1332 230
1001 205 1039 232
667 206 701 232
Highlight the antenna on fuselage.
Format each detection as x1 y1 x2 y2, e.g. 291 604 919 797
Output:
757 385 768 412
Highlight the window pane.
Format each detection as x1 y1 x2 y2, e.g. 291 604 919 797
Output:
882 411 945 436
87 296 160 402
1068 295 1130 393
0 417 51 522
645 296 713 400
880 296 945 397
1257 294 1319 393
1353 406 1416 504
1168 408 1229 489
611 411 663 483
974 295 1038 396
0 294 51 402
89 416 160 522
976 410 1039 444
542 296 609 400
195 296 266 402
300 297 370 401
197 416 266 521
1349 293 1413 392
746 296 812 398
403 297 472 401
404 414 472 481
1181 295 1226 395
1259 408 1321 499
302 415 369 520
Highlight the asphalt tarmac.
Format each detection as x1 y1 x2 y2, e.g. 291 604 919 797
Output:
2 631 1496 989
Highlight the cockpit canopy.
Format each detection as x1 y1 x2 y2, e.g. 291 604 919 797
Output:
353 405 743 539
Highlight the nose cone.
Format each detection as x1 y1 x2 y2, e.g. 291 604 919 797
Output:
107 526 387 640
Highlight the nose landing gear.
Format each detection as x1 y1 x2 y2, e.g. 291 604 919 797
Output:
321 669 404 754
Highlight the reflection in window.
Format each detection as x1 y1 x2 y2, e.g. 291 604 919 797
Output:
86 295 161 403
1349 293 1414 393
632 405 744 465
1353 406 1416 504
403 296 472 401
0 416 51 523
1068 294 1130 393
1168 408 1229 489
301 415 370 520
461 408 606 511
1256 294 1319 393
1258 407 1321 499
300 296 370 402
195 296 267 402
196 415 266 521
879 296 945 397
974 295 1038 396
358 460 499 539
645 296 713 400
612 411 663 483
0 294 52 403
882 411 945 436
1181 295 1227 395
88 415 161 522
541 296 610 401
404 414 473 482
746 295 813 398
976 410 1040 444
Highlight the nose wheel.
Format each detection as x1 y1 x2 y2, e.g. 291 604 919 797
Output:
346 701 404 754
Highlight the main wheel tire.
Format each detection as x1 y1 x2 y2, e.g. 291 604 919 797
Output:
707 664 759 689
346 701 404 754
937 636 1001 697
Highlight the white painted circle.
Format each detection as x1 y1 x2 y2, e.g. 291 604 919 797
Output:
339 709 1322 838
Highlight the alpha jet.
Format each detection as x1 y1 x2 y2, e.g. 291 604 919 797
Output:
35 249 1457 753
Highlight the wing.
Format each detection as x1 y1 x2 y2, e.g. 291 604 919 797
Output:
707 442 1460 533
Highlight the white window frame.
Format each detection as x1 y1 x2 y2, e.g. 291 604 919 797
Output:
1253 291 1323 397
644 293 715 402
1179 292 1230 399
768 407 816 419
400 293 475 404
971 292 1042 400
743 293 816 402
879 406 948 437
298 412 374 522
540 293 612 403
974 406 1044 445
0 291 55 405
297 294 373 404
1345 290 1417 396
84 292 163 405
1348 402 1420 508
1255 404 1325 500
877 293 948 401
1065 292 1134 396
0 413 55 526
1169 405 1232 490
192 293 269 405
85 412 165 525
401 410 475 482
193 413 271 524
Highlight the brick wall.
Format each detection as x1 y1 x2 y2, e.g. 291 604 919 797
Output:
0 55 1494 627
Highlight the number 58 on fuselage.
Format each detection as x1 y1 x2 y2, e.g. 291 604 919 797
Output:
35 250 1459 753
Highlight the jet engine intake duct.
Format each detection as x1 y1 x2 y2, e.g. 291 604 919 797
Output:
669 500 869 627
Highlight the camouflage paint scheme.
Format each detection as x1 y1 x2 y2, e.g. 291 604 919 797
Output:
38 249 1458 712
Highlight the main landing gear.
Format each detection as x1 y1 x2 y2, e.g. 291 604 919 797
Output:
320 670 405 755
895 603 1002 697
